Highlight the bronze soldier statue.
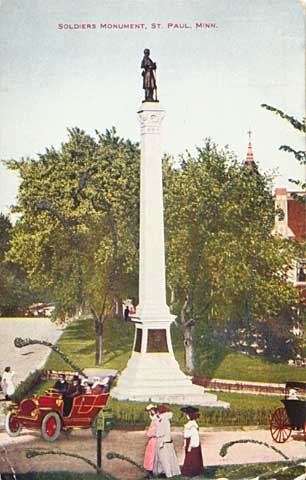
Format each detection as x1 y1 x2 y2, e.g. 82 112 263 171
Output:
141 49 158 102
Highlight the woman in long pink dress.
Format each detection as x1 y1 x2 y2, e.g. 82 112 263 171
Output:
143 404 159 476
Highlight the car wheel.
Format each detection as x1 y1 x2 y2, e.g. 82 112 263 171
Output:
91 414 108 439
5 412 22 437
41 412 61 442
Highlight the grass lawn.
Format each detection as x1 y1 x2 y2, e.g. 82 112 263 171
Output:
209 461 306 479
207 352 306 384
10 462 306 479
45 316 135 372
46 315 306 385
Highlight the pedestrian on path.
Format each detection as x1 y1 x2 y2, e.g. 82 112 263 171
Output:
180 406 204 478
153 405 181 478
124 306 130 321
143 404 159 478
1 366 16 400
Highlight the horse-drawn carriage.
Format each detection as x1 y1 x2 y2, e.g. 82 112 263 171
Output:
270 381 306 443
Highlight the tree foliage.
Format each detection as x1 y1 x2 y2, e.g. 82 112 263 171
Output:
0 213 35 314
4 127 140 363
4 125 302 369
261 104 306 188
164 140 299 371
259 104 306 360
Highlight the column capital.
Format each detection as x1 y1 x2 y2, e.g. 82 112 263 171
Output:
138 103 165 134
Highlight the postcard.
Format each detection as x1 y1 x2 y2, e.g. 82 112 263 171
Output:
0 1 305 479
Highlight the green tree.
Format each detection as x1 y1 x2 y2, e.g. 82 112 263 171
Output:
261 104 306 357
164 140 299 373
261 104 306 188
0 213 35 315
4 127 140 364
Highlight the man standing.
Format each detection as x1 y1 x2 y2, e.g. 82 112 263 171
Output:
124 305 130 322
141 49 157 102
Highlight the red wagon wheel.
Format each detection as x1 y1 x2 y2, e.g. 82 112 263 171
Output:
41 412 61 442
5 412 22 437
270 407 292 443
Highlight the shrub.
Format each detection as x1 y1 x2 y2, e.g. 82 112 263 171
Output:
107 398 276 429
11 369 43 403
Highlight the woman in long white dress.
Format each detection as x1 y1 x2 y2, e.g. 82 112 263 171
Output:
2 366 16 399
153 405 181 478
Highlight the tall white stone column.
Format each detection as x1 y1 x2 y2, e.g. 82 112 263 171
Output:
111 102 228 407
137 103 171 322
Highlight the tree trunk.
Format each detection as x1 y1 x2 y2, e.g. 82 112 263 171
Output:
183 326 195 375
179 294 196 374
91 305 104 366
114 296 124 323
95 319 103 365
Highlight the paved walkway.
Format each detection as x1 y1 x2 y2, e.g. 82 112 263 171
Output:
0 317 64 387
0 427 306 478
0 317 64 427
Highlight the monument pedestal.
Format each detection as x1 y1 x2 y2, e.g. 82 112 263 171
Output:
111 101 228 408
111 320 228 407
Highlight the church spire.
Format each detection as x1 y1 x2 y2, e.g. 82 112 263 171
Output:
245 129 255 167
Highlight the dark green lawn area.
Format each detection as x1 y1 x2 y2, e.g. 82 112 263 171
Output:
45 316 135 372
45 315 306 384
10 461 306 480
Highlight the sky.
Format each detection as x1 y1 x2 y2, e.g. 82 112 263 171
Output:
0 0 305 218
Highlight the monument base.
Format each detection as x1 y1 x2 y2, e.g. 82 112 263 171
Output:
111 352 229 408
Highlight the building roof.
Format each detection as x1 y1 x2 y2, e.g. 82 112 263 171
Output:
275 187 288 196
287 194 306 241
274 188 306 241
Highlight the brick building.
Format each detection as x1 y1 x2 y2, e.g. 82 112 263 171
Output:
273 188 306 309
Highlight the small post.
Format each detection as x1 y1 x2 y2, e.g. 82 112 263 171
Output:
97 429 102 469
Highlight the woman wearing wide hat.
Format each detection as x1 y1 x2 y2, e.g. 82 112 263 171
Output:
143 404 159 477
180 406 204 478
153 405 181 478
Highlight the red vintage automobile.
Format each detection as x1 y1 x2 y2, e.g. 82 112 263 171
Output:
5 388 110 442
